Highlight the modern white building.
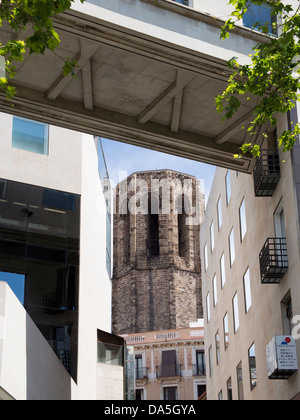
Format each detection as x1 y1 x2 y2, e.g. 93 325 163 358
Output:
0 112 124 400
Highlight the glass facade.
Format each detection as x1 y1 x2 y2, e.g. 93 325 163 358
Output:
243 2 277 36
12 117 49 155
95 137 112 278
0 178 80 380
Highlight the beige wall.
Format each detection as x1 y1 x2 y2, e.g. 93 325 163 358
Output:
201 114 300 399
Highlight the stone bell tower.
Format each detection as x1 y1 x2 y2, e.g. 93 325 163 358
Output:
112 170 204 335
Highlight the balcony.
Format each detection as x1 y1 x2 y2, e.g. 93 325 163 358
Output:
260 238 288 284
136 367 148 381
192 364 206 377
156 364 181 378
253 150 280 196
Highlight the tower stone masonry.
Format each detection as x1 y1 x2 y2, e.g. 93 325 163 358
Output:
112 170 204 335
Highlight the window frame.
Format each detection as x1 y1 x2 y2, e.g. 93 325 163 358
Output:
12 116 49 156
232 292 240 333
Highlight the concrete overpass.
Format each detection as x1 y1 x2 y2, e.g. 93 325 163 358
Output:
0 0 268 172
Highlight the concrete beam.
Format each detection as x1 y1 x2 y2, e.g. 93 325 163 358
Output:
47 39 98 101
137 71 194 125
0 84 253 172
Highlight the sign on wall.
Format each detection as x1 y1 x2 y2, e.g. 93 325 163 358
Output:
266 336 298 379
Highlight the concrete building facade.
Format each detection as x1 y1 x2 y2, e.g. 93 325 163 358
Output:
200 105 300 400
112 170 204 335
0 112 124 400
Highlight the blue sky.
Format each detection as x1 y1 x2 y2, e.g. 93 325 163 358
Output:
101 138 216 203
0 272 25 304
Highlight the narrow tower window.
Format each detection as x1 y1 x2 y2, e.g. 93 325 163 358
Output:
148 194 159 257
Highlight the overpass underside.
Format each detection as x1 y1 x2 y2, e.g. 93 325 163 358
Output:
0 0 268 172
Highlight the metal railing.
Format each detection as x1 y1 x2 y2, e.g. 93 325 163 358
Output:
156 364 181 378
192 364 206 376
136 367 148 380
260 238 288 284
253 150 280 197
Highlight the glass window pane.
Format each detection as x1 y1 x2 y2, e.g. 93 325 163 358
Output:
12 117 49 155
43 189 75 211
243 267 252 312
226 171 231 205
210 221 215 252
236 362 244 400
213 274 218 307
206 292 211 323
204 243 208 272
248 343 257 390
239 198 247 241
229 228 235 267
227 377 233 400
220 253 226 288
223 313 229 349
215 330 221 364
243 2 277 36
217 196 222 230
233 293 240 333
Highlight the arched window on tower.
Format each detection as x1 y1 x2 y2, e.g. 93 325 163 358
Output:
147 193 159 257
176 194 190 260
120 199 130 265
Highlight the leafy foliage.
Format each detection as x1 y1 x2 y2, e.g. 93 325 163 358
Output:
216 0 300 156
0 0 84 98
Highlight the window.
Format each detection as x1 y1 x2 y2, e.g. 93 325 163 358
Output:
223 313 229 349
220 253 226 288
248 343 257 390
97 342 123 366
217 196 222 230
243 267 252 313
236 362 244 400
218 390 223 400
196 350 206 376
136 389 144 401
239 198 247 241
209 345 213 377
135 356 144 380
0 271 25 305
204 243 208 272
164 387 178 401
148 194 160 257
206 292 211 323
227 377 233 400
210 221 215 252
229 228 235 267
233 293 240 333
43 189 75 211
12 116 49 155
177 195 189 259
172 0 189 5
212 274 218 307
0 180 7 200
225 171 231 205
243 2 277 36
281 291 293 335
215 330 221 365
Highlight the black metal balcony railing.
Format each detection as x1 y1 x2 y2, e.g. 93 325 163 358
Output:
136 367 148 380
253 150 280 197
192 364 206 377
156 364 181 378
260 238 288 284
